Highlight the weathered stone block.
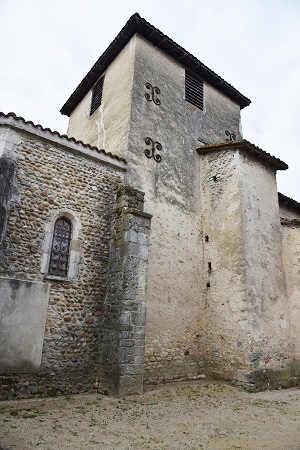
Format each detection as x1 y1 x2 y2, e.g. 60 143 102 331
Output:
0 277 50 373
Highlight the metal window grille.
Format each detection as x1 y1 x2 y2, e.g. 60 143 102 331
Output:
48 218 72 277
90 76 104 115
185 71 203 110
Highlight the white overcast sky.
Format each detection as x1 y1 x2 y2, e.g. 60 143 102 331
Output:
0 0 299 199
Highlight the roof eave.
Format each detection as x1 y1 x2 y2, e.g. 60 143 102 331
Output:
278 192 300 212
196 140 288 171
60 13 251 117
0 111 127 168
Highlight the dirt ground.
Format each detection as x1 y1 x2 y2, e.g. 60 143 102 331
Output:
1 380 300 450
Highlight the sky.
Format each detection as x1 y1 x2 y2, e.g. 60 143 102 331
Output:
0 0 299 199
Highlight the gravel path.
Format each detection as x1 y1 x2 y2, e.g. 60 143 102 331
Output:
1 381 300 449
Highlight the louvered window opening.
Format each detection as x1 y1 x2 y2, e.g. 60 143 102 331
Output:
48 218 72 277
90 76 104 115
185 71 204 110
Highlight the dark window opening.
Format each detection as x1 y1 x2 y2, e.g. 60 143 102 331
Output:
90 76 104 115
185 71 203 110
48 218 72 277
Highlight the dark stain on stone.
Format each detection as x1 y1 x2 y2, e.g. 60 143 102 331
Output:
0 156 16 242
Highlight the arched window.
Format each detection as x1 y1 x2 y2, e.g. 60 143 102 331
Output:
48 217 72 277
41 209 81 280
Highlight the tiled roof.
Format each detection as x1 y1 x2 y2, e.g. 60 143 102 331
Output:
280 218 300 226
61 13 251 116
278 192 300 212
196 139 288 171
0 112 127 164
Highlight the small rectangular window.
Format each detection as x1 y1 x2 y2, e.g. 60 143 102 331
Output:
90 76 104 115
185 71 203 110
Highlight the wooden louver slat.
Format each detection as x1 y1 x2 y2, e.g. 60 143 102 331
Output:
185 71 203 110
90 76 104 115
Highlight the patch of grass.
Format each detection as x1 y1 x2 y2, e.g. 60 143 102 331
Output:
9 408 48 419
74 405 87 414
23 412 39 419
69 430 79 437
52 418 62 431
251 399 270 406
89 417 100 427
274 400 288 405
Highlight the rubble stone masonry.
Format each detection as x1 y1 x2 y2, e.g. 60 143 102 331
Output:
0 123 125 399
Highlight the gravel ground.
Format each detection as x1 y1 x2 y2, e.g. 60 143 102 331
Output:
1 381 300 450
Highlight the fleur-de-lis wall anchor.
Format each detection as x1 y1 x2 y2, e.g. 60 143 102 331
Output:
144 137 162 162
145 83 161 105
225 130 236 141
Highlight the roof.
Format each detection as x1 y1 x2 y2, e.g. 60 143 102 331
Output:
280 218 300 226
196 140 288 171
278 192 300 213
0 112 127 167
61 13 251 117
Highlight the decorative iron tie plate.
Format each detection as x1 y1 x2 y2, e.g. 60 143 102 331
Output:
145 83 161 105
144 137 162 162
225 130 236 141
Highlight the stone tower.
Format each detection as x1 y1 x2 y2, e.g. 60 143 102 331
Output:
61 13 296 391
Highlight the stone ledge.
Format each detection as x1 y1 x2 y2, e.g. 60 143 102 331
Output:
123 207 152 219
44 275 70 283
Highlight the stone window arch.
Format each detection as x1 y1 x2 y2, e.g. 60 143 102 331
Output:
41 209 81 280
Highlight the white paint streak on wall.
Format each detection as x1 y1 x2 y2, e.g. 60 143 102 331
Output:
96 105 106 149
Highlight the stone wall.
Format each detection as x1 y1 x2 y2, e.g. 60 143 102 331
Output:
0 127 19 245
282 220 300 362
67 38 135 152
0 121 125 399
239 151 292 385
199 148 247 379
199 145 294 387
0 156 15 242
126 36 242 383
101 185 152 395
